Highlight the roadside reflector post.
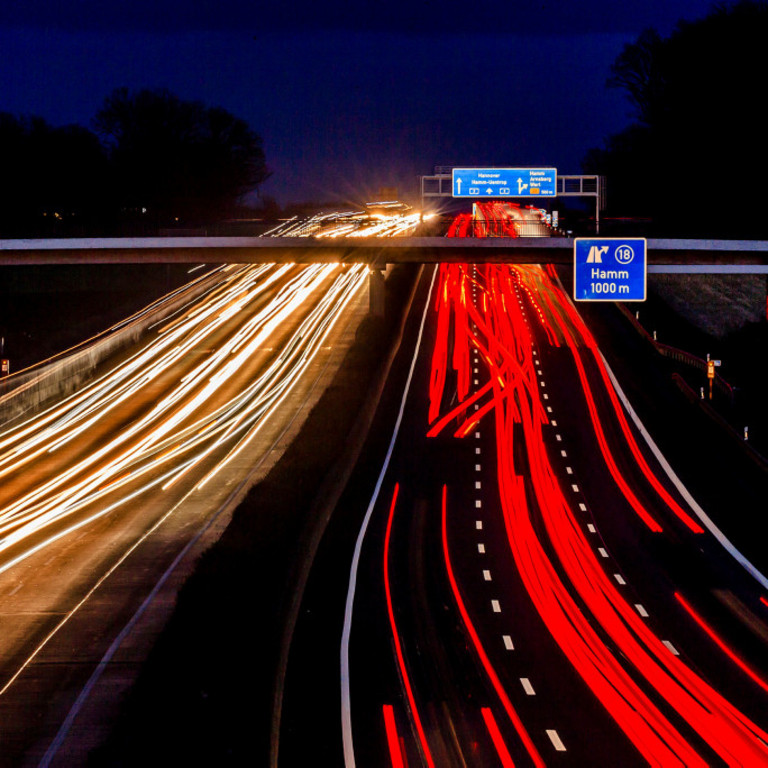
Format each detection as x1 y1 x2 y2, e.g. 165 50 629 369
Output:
706 359 716 400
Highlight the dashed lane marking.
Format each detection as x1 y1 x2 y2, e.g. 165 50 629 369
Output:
547 730 567 751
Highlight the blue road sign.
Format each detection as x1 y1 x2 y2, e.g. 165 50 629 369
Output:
574 238 647 302
452 168 557 198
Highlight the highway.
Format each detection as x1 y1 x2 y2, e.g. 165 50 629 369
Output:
280 206 768 766
0 259 370 764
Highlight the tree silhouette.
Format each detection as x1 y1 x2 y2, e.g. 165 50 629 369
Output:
0 113 109 235
584 1 768 237
94 87 270 224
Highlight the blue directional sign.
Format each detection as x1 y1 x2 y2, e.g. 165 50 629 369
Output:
452 168 557 198
574 238 647 302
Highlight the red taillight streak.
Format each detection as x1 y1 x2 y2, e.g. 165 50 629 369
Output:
761 596 768 609
430 264 768 764
534 287 663 532
383 484 435 768
675 592 768 695
542 274 703 534
491 265 768 764
382 705 406 768
441 485 545 767
480 707 517 768
517 394 768 764
489 340 705 766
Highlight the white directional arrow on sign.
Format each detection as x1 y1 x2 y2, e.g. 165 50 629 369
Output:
456 178 462 194
517 178 528 194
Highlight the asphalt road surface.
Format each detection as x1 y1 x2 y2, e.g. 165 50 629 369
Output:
0 262 368 767
280 262 768 767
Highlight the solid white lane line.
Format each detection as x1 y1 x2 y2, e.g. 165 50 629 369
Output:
602 356 768 591
340 266 435 768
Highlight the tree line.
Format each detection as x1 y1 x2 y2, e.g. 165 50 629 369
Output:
0 87 269 236
584 1 768 237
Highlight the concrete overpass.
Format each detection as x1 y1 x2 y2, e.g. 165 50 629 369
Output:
2 236 768 272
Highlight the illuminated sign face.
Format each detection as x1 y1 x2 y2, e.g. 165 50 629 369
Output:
574 238 647 302
452 168 557 198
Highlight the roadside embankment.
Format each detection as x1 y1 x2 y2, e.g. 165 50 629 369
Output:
0 266 221 426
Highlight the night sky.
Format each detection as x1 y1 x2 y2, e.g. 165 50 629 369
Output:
0 0 717 206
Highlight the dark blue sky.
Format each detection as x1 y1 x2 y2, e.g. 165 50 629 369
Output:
0 0 717 205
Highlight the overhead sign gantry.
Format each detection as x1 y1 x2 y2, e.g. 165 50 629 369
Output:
451 167 557 198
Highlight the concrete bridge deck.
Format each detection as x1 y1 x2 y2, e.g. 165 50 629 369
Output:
2 237 768 271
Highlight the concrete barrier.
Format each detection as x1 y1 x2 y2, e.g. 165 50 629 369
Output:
0 268 224 427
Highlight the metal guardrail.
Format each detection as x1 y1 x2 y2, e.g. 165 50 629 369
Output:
617 305 734 399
